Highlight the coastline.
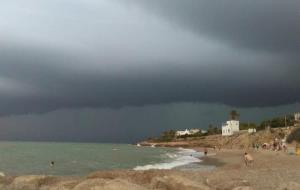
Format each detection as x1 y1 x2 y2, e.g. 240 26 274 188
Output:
199 154 225 168
1 148 300 189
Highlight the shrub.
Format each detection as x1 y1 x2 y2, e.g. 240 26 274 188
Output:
286 128 300 143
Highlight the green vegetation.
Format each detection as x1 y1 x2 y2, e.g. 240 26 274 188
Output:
243 114 295 131
156 124 221 141
258 114 294 130
239 122 257 130
207 124 221 135
286 127 300 143
157 130 176 142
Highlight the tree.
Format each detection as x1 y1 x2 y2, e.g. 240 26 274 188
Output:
230 110 239 120
257 120 269 131
239 122 257 130
259 114 294 129
159 130 176 142
207 124 221 135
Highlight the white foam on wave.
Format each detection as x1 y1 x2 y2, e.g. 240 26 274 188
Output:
165 153 178 158
134 148 202 170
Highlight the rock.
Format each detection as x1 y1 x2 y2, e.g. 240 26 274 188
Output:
72 178 106 190
40 179 79 190
73 178 148 190
9 175 47 190
103 179 149 190
232 186 253 190
151 175 211 190
212 177 251 190
276 182 300 190
0 176 14 189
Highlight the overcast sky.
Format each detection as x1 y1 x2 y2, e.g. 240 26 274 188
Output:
0 0 299 142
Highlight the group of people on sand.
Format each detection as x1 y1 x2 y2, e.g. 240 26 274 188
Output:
259 138 287 152
271 138 287 152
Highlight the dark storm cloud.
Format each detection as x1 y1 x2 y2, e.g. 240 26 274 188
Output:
0 0 299 116
0 43 299 116
0 103 299 143
0 50 297 117
123 0 300 54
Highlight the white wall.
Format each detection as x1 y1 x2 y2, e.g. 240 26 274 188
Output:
222 125 233 136
227 120 239 132
248 128 256 133
222 120 239 136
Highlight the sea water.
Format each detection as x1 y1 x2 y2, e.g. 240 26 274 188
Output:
0 142 205 176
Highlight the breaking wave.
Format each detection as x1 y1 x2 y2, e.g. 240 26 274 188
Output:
134 148 202 170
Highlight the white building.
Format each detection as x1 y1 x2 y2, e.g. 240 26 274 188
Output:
176 129 199 136
248 128 256 134
176 129 190 136
222 120 239 136
295 112 300 122
189 129 200 134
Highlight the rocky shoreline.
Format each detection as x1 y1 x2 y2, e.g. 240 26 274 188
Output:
1 148 299 190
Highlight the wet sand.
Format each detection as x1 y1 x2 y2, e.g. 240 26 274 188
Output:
200 155 225 167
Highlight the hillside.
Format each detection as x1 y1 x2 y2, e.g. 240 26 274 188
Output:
140 126 298 149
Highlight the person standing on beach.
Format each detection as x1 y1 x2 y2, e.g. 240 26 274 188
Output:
204 147 208 156
244 152 254 166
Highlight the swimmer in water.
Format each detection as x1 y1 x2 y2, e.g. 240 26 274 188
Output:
204 147 208 156
50 161 55 167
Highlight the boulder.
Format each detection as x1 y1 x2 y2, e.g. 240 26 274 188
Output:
8 175 47 190
276 182 300 190
151 175 210 190
73 178 148 190
40 179 79 190
232 186 253 190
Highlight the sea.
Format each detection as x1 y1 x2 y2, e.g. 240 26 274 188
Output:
0 142 214 176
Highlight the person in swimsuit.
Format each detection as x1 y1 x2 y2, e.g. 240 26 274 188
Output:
204 147 208 156
50 161 55 167
244 152 254 166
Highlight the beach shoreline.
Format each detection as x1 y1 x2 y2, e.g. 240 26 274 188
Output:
198 154 225 168
0 148 299 190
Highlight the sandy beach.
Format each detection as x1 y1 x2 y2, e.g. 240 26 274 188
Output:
194 148 300 190
0 148 299 190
